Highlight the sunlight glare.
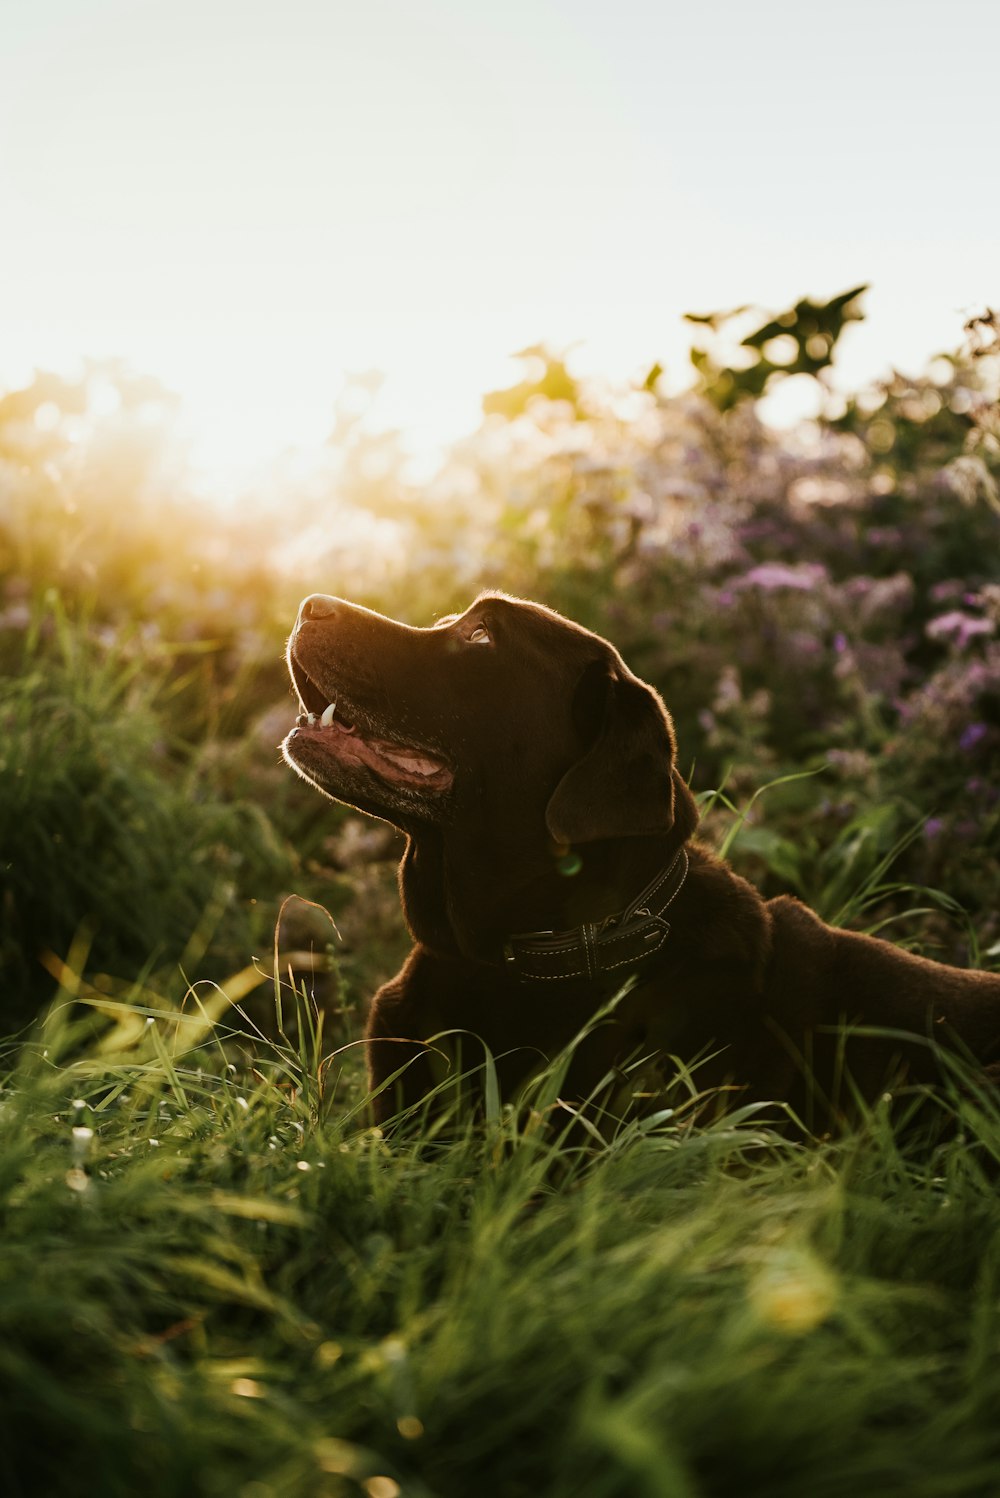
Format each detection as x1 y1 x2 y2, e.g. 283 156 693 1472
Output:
164 339 516 498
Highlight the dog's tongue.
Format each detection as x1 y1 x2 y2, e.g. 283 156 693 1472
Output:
300 719 451 788
379 744 445 777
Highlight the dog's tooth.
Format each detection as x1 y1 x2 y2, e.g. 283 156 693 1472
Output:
320 702 337 728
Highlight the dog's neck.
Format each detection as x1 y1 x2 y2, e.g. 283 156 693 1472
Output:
398 833 458 954
400 825 691 968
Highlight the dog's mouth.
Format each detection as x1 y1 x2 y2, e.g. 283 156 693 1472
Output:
284 651 454 796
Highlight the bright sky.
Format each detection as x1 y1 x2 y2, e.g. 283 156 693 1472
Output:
2 0 998 482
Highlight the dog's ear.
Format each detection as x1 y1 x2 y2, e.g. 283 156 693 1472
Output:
545 658 699 845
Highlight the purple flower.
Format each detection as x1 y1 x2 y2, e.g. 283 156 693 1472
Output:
924 817 945 840
959 721 988 752
926 611 995 650
833 631 848 655
736 562 828 593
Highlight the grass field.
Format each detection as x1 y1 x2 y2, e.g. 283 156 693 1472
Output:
3 962 1000 1498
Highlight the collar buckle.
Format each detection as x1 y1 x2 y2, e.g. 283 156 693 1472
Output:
502 847 688 984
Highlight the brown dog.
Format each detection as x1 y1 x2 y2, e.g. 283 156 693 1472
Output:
283 591 1000 1131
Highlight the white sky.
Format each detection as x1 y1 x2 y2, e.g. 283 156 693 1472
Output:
1 0 998 481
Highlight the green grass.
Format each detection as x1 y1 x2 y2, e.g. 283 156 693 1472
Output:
0 596 293 1019
3 974 1000 1498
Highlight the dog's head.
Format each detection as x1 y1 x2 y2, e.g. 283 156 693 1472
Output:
283 591 697 853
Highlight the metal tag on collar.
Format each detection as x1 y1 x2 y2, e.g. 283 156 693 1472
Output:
624 913 671 952
641 916 670 944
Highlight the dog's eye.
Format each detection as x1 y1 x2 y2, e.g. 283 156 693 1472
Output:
468 624 491 644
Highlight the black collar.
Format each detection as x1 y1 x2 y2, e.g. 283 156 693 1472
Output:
502 846 689 984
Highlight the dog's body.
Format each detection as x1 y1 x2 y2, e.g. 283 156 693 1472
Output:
283 591 1000 1130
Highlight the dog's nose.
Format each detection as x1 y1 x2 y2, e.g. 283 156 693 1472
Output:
298 594 339 623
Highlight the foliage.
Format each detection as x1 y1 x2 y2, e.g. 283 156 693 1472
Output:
685 284 869 411
1 288 1000 1492
482 344 586 421
2 294 999 992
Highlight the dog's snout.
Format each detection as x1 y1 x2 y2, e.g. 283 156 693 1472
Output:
299 593 339 624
